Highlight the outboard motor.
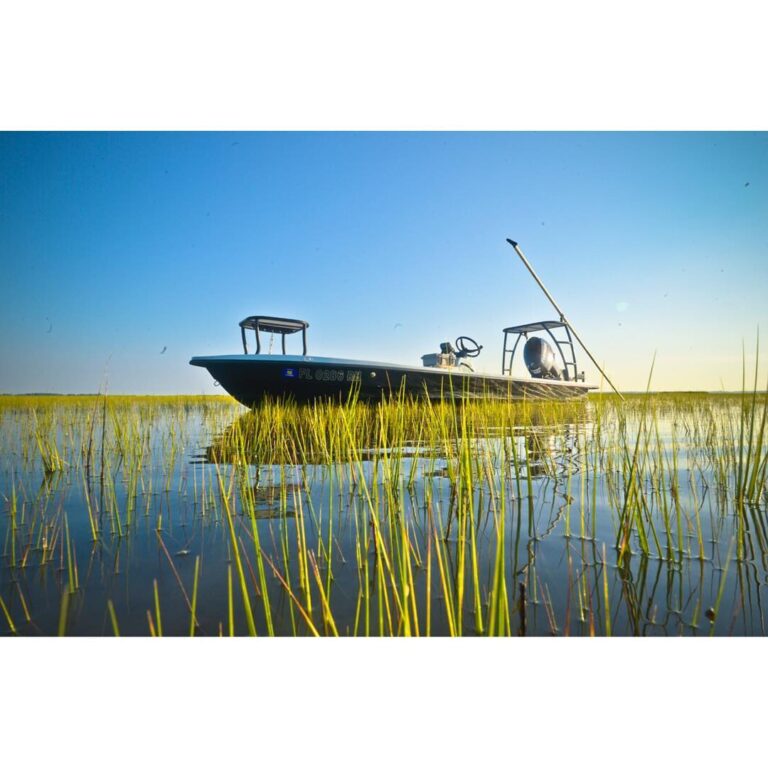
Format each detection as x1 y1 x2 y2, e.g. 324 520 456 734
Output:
523 336 564 380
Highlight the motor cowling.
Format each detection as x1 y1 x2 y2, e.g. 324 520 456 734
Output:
523 336 564 380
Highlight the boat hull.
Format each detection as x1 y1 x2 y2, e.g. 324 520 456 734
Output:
190 355 595 406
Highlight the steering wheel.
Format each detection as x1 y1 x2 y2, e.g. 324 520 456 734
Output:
455 336 483 358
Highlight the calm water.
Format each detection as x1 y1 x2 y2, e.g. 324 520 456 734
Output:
1 396 766 636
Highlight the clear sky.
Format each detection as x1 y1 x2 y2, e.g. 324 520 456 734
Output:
1 131 766 393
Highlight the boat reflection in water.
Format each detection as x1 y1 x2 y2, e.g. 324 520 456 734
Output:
202 405 591 479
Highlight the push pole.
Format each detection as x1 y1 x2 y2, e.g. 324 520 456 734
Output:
506 238 625 401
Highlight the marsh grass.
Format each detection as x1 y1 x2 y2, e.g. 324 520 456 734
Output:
0 386 766 636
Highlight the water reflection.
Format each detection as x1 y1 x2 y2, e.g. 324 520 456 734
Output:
203 412 590 479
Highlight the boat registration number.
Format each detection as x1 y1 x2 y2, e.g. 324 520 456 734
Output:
283 367 361 383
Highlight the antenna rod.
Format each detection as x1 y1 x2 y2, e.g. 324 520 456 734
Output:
506 238 625 401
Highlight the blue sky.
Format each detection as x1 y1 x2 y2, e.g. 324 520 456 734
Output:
1 131 766 393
